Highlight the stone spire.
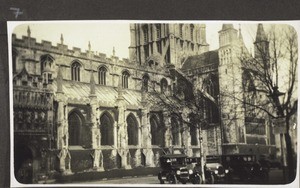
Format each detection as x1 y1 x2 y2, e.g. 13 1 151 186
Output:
27 26 31 38
27 26 31 48
90 71 96 96
56 65 63 93
255 23 268 43
113 47 116 56
60 33 64 45
254 23 269 59
88 41 91 51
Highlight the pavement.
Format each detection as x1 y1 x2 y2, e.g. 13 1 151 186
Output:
72 168 286 185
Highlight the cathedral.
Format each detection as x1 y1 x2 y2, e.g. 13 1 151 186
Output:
12 23 277 183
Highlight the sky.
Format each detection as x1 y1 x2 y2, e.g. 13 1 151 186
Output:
12 21 259 59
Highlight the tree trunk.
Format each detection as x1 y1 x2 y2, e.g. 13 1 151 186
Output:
284 118 296 183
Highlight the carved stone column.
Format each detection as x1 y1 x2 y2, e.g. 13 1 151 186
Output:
116 82 131 169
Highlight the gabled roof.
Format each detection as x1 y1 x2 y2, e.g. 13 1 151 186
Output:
181 50 219 71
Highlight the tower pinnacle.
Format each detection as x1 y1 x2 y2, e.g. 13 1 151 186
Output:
88 41 91 51
60 34 64 44
113 47 115 56
255 24 268 43
27 26 31 37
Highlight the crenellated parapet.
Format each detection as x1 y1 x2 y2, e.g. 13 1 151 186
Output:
12 34 130 65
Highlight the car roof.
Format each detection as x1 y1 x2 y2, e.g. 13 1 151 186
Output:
160 154 187 158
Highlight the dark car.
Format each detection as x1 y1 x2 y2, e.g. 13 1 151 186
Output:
209 154 269 183
158 154 190 184
205 162 230 183
186 157 204 184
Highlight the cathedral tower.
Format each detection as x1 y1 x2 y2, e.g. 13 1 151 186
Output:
218 24 246 154
129 23 209 68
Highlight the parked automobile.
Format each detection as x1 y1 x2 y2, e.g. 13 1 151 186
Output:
205 162 231 183
207 154 269 183
186 157 218 184
158 154 190 184
185 157 202 184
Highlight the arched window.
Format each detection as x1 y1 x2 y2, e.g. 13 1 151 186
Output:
98 66 107 85
150 115 165 146
100 112 114 145
144 45 149 59
68 111 84 146
188 113 198 145
127 114 139 145
171 115 181 146
12 49 18 73
71 61 81 81
179 24 184 38
160 78 168 93
157 41 162 54
142 74 149 91
142 25 149 43
156 24 161 39
190 24 194 41
242 71 256 117
204 75 219 123
190 125 198 146
122 71 130 88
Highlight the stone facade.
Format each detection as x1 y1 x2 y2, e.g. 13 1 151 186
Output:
12 23 276 183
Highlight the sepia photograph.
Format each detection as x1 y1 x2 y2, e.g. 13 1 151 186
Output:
8 21 298 187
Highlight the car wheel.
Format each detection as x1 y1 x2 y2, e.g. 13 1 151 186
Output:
206 174 215 184
192 174 202 184
168 174 177 184
158 172 164 184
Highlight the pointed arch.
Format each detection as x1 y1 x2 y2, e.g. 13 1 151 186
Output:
142 24 149 43
203 74 219 123
98 66 107 85
190 24 195 41
100 111 114 146
68 110 85 146
171 114 181 146
142 74 149 91
155 24 161 39
126 113 139 146
71 60 82 81
160 78 168 93
179 24 184 38
122 70 130 89
150 114 165 146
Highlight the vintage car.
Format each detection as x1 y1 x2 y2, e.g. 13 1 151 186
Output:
207 154 269 183
206 155 232 183
205 162 230 183
158 154 190 184
186 157 204 184
186 157 216 184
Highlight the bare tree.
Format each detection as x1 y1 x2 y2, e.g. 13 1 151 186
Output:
239 24 298 182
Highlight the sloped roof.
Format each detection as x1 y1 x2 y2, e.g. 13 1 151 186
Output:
52 80 141 106
181 50 219 71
